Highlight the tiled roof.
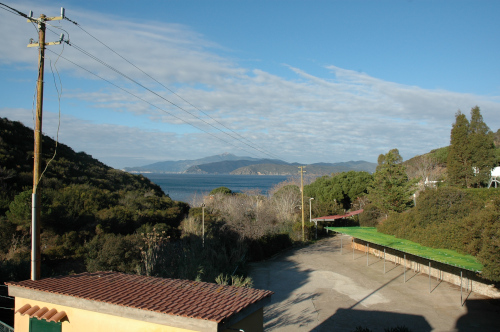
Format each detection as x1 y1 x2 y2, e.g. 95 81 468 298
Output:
6 272 273 323
16 304 67 323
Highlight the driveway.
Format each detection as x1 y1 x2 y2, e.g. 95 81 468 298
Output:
249 235 500 332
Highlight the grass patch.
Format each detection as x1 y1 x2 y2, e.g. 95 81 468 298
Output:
326 227 483 272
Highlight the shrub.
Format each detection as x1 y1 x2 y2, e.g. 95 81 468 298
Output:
358 204 383 227
209 186 232 195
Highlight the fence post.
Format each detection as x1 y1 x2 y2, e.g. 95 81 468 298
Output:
404 254 406 283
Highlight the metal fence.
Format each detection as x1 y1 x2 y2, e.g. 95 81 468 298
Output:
0 320 13 332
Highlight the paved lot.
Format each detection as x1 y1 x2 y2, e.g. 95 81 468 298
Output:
249 235 500 332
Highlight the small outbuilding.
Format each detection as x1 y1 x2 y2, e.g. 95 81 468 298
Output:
6 271 273 332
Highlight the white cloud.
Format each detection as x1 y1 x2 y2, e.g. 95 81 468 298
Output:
2 3 499 169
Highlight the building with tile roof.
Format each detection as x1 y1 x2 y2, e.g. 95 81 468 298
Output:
6 271 273 332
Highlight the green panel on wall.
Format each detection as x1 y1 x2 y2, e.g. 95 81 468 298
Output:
29 318 61 332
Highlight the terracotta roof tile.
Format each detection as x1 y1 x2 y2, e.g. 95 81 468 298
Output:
6 272 273 323
40 308 57 321
14 304 67 323
15 304 31 315
30 307 48 319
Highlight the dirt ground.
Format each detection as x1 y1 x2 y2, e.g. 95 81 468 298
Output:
249 235 500 332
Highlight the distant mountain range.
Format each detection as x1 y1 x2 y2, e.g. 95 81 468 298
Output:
123 153 376 175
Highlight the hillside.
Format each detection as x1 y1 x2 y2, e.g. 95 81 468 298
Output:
0 117 188 280
127 154 377 175
186 159 290 174
123 153 259 173
0 118 166 213
230 160 376 175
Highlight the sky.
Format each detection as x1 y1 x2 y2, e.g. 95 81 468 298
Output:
1 0 499 169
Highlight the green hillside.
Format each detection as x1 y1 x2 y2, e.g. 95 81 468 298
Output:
0 117 188 280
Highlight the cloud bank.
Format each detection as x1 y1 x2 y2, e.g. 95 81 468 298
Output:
2 3 499 169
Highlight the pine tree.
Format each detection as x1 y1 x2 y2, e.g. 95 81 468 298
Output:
447 111 472 187
469 106 496 187
447 107 496 188
369 149 418 214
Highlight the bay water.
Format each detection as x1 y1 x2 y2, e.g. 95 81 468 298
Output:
142 173 289 203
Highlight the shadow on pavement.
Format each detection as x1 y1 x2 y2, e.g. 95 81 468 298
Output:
455 298 500 331
312 308 432 332
264 292 320 330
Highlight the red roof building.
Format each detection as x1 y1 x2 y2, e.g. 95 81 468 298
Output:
7 271 273 332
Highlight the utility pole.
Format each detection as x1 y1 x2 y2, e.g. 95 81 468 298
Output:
27 8 65 281
298 166 306 241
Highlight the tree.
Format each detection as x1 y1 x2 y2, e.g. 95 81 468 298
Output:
447 111 472 187
304 171 373 212
209 186 232 195
271 184 301 223
468 106 496 187
447 107 496 188
494 128 500 147
369 149 418 214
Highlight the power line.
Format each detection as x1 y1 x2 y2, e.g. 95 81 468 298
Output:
45 48 260 157
2 3 287 162
64 39 282 161
65 18 283 161
0 1 29 18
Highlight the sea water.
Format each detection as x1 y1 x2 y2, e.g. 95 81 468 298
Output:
142 173 289 203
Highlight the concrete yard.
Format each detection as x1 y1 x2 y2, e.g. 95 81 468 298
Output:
249 235 500 332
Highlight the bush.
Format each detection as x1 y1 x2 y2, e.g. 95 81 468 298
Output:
85 233 141 273
209 187 232 195
291 221 315 242
358 204 383 227
378 187 500 281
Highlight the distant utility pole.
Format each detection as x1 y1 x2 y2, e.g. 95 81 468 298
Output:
298 166 306 241
27 8 65 281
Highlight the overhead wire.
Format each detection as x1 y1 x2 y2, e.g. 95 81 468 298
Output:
1 3 286 162
65 39 280 160
0 3 67 185
65 18 282 161
45 48 255 156
0 1 29 18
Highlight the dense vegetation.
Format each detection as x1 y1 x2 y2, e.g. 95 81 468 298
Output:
1 104 499 288
373 107 500 281
0 118 306 289
304 171 372 215
0 118 189 282
301 107 500 281
378 188 500 280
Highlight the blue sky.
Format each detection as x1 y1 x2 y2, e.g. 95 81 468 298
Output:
1 0 499 168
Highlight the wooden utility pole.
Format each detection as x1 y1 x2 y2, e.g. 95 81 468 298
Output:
299 166 306 241
27 9 65 281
